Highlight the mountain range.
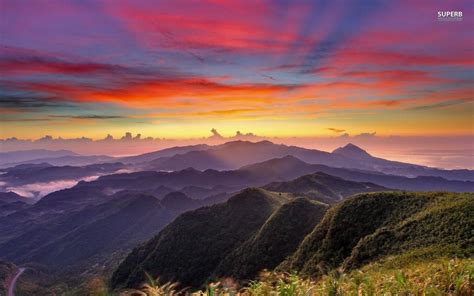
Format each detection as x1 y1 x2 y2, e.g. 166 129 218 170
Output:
0 149 79 166
111 191 473 289
71 155 474 195
141 141 473 181
3 148 471 207
0 140 473 294
111 188 300 288
5 141 472 182
0 150 114 168
118 144 210 164
0 171 386 272
0 162 125 187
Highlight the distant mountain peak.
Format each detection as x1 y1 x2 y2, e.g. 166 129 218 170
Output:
332 143 372 159
256 140 274 145
219 140 274 147
264 155 303 163
180 167 201 173
238 155 307 171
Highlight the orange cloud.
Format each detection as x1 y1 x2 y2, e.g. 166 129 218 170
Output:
2 77 299 108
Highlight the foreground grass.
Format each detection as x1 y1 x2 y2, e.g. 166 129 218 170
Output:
117 257 473 296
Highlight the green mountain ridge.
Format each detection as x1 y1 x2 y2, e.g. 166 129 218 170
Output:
111 191 474 291
111 188 294 289
281 191 474 275
214 197 328 280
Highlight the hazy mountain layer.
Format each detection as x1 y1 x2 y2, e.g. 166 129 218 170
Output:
140 141 473 181
0 188 236 271
69 155 472 199
0 150 78 167
0 162 125 186
243 156 474 192
118 144 210 164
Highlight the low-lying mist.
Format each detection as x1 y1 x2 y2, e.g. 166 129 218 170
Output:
6 175 100 199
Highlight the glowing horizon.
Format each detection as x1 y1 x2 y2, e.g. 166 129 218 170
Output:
0 0 473 140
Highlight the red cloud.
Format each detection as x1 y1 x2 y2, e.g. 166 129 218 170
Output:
0 57 121 75
104 0 313 54
332 49 473 67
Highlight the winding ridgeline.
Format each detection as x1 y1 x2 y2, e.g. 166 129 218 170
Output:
111 191 474 290
111 188 328 288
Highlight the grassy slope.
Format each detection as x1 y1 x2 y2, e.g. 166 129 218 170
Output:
244 257 473 296
282 191 474 276
123 257 473 295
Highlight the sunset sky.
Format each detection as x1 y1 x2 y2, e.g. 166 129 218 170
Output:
0 0 473 140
